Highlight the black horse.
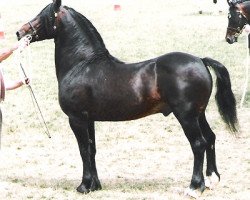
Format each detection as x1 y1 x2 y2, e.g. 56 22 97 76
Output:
16 0 238 197
226 0 250 43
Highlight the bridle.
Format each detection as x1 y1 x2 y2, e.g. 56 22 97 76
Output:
28 21 39 40
27 7 58 41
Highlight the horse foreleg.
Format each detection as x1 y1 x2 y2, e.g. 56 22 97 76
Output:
69 118 101 193
86 121 102 191
199 113 220 189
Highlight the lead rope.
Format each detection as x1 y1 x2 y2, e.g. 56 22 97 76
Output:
14 36 51 138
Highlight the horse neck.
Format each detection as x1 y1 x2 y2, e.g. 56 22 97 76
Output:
241 2 250 22
54 8 110 79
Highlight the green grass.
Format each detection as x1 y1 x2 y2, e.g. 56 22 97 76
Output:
0 0 249 199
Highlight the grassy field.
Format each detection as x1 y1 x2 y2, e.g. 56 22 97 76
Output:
0 0 249 199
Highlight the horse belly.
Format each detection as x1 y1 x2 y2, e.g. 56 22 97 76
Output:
89 99 166 121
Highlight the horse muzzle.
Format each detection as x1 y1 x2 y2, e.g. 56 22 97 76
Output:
225 35 238 44
16 30 25 41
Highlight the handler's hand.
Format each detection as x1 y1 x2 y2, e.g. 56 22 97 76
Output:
23 77 30 85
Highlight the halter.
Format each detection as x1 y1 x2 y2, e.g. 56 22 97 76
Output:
227 26 245 37
227 10 248 38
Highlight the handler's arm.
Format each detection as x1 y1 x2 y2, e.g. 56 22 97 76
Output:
0 45 18 62
5 77 30 90
5 80 23 90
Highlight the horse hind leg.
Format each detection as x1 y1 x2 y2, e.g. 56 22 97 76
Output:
199 113 220 190
173 110 207 198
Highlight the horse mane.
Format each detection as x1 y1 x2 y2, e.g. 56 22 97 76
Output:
65 6 124 64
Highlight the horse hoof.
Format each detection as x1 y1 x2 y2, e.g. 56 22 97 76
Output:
76 184 89 194
205 172 220 190
184 188 202 199
76 178 102 193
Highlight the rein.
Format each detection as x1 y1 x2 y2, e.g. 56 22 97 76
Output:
14 36 51 138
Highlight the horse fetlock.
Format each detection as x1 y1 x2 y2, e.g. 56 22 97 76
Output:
190 176 206 194
205 172 220 190
89 177 102 191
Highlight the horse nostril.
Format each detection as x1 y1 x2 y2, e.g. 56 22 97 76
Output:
226 37 233 44
16 31 21 40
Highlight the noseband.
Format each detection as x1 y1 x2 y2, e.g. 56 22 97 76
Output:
28 21 39 40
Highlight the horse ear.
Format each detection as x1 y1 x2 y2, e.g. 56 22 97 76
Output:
227 0 239 7
227 0 232 6
53 0 61 12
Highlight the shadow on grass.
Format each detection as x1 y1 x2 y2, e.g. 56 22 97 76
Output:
101 177 175 191
5 175 179 192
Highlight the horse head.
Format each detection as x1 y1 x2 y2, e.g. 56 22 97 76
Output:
16 0 61 42
226 0 249 44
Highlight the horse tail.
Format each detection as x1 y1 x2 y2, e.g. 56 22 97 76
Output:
201 57 239 133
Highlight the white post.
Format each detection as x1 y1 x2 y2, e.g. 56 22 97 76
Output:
240 32 250 108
